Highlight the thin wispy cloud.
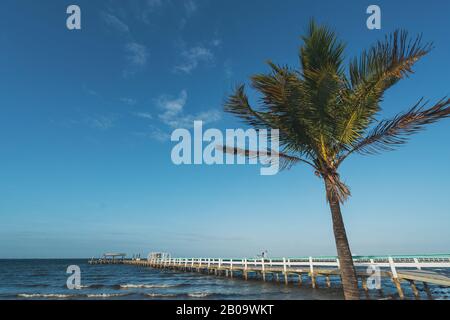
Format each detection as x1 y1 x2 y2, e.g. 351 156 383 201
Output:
179 0 199 29
85 115 115 130
224 59 233 79
124 42 149 77
133 126 170 142
147 0 163 8
133 112 153 120
138 0 164 24
174 46 214 74
100 8 150 78
157 89 188 122
211 39 222 47
82 85 101 98
101 12 130 34
157 90 221 128
131 90 222 142
125 42 148 66
121 97 138 106
149 125 170 142
184 0 198 17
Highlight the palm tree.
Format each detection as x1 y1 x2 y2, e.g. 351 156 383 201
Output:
222 21 450 300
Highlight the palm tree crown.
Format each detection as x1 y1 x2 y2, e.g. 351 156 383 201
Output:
224 21 450 203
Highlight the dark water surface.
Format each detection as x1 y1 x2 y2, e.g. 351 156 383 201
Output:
0 260 448 300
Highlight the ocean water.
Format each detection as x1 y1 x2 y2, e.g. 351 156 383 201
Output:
0 259 448 300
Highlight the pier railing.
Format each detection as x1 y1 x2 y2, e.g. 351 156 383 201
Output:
148 254 450 271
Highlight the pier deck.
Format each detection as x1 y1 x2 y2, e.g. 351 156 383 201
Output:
89 254 450 299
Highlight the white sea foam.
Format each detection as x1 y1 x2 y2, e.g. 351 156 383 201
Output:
86 293 128 298
18 293 74 298
120 283 179 289
187 292 211 298
145 293 178 297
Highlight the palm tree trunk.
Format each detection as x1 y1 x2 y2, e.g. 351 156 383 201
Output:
326 181 360 300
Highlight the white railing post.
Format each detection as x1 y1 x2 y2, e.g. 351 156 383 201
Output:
414 258 422 270
283 257 289 284
389 256 404 299
309 256 314 274
336 258 340 269
287 258 291 267
309 256 316 288
389 256 398 278
244 259 248 270
208 258 211 268
230 259 233 277
219 258 222 269
261 258 266 281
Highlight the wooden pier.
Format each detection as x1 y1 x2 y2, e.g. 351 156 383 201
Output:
89 254 450 299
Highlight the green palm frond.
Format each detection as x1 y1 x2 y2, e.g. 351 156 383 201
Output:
339 98 450 161
224 84 272 129
250 62 318 157
349 30 432 90
336 31 433 153
300 20 346 75
216 145 316 171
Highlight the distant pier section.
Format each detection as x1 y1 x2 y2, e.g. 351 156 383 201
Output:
89 253 126 264
89 253 450 299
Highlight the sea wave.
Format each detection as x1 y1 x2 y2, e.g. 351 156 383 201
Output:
145 293 179 298
80 284 105 289
17 292 131 299
120 283 183 289
18 293 76 299
187 292 212 298
86 293 130 298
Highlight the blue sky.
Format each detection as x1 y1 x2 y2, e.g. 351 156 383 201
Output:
0 0 449 258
